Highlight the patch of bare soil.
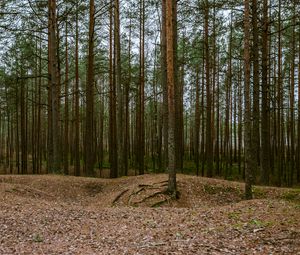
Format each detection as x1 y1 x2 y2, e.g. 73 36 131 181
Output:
0 174 299 254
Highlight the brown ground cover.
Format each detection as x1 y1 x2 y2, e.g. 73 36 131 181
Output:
0 174 299 254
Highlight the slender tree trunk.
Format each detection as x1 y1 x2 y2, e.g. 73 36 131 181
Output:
204 0 213 177
48 0 60 173
124 16 132 176
74 1 80 176
84 0 95 176
289 3 295 186
174 0 183 173
109 3 118 178
297 19 300 183
194 68 200 176
238 61 243 175
244 0 253 199
216 52 220 175
161 0 168 170
251 0 260 180
20 61 27 174
137 0 145 175
64 20 69 175
166 0 176 196
261 0 270 185
114 0 124 176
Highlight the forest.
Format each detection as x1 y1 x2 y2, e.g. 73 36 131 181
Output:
0 0 300 254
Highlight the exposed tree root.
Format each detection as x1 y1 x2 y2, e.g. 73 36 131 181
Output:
152 180 168 185
112 189 129 204
131 190 167 206
151 198 170 207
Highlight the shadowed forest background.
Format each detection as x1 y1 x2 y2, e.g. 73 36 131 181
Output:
0 0 300 190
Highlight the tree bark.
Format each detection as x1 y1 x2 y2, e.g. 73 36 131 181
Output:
244 0 253 199
84 0 95 176
166 0 176 196
261 0 270 185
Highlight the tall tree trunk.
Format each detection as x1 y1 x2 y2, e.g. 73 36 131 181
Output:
251 0 260 180
204 0 213 177
261 0 270 185
64 20 69 175
194 68 200 176
244 0 253 199
216 52 220 175
298 18 300 183
74 1 80 176
174 0 183 173
84 0 95 176
166 0 176 196
109 2 118 178
289 3 295 186
20 62 27 174
48 0 60 173
137 0 145 175
115 0 124 176
161 0 168 170
124 16 132 176
276 0 282 186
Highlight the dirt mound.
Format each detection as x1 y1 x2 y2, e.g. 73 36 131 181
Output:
0 174 299 254
1 174 298 208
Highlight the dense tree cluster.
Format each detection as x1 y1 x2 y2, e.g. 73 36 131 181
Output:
0 0 299 197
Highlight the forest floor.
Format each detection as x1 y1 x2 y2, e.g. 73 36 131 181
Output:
0 173 299 255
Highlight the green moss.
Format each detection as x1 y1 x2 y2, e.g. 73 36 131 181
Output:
281 190 300 203
252 187 267 198
203 184 237 195
32 233 43 243
228 212 240 220
249 219 274 228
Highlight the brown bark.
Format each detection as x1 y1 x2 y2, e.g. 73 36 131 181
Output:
166 0 176 196
84 0 95 176
261 0 270 185
115 0 124 176
161 0 168 170
137 0 145 175
109 2 118 178
251 0 260 174
204 0 213 177
194 68 200 176
48 0 60 173
64 20 69 175
244 0 253 199
74 1 80 176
